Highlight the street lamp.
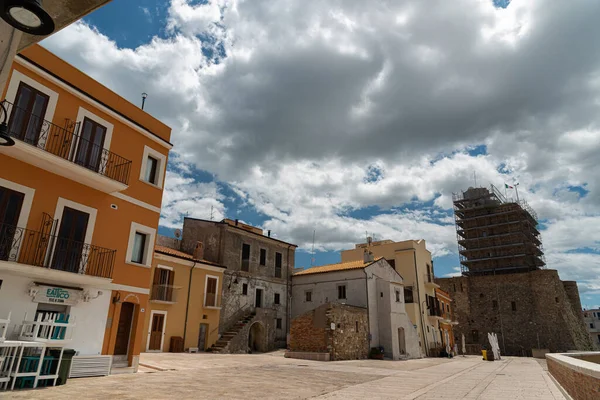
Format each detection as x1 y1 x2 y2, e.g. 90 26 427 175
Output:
0 0 55 36
141 93 148 110
0 102 15 147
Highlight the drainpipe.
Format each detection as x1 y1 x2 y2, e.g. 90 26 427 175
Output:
182 261 196 348
286 244 292 343
414 250 428 357
364 270 371 350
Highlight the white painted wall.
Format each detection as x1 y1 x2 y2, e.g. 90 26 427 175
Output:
0 273 110 355
291 269 367 318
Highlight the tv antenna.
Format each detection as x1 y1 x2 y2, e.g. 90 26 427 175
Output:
311 230 316 267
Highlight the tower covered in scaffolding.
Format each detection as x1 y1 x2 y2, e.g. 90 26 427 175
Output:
453 185 545 276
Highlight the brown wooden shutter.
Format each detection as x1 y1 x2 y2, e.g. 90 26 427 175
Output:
153 267 160 285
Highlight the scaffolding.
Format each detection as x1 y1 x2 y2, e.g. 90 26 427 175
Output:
452 184 545 276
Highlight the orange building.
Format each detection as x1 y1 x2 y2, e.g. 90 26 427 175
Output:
0 45 171 374
435 287 458 355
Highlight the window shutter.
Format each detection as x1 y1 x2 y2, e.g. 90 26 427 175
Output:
153 267 160 285
168 270 175 286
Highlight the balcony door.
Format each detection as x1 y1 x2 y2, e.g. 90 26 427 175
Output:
52 207 89 273
0 186 25 261
8 82 49 145
75 117 107 172
153 267 174 302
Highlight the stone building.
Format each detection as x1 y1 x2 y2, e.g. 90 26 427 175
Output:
583 308 600 350
289 303 369 361
177 218 297 353
436 185 592 356
291 255 421 360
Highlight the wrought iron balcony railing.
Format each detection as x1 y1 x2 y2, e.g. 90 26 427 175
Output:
150 284 179 303
0 223 115 279
2 100 132 185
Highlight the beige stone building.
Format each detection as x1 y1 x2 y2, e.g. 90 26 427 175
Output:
341 239 440 356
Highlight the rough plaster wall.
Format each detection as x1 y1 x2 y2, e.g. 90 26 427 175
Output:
437 270 593 356
329 305 369 361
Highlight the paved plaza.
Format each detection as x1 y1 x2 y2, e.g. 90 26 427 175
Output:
2 351 566 399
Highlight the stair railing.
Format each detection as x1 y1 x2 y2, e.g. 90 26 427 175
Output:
211 303 255 338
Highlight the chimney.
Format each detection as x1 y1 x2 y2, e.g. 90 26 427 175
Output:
235 219 239 226
363 249 374 263
267 230 271 237
194 241 204 260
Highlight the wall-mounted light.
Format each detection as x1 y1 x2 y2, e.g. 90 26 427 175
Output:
0 102 15 147
1 0 55 36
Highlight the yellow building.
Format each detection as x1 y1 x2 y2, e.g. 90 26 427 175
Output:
341 239 441 356
0 45 171 374
142 245 225 353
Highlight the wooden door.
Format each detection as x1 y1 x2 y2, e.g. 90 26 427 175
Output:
198 323 208 351
75 117 106 172
8 81 49 144
115 302 135 355
148 313 165 351
52 207 89 273
0 186 25 261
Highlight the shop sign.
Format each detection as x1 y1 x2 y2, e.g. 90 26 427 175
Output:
32 285 82 306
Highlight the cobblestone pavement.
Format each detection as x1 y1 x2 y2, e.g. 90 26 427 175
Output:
2 351 566 399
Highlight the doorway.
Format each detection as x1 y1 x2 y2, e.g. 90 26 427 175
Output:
115 302 135 356
147 311 166 352
8 81 49 145
248 322 266 353
255 288 263 308
398 327 406 355
52 207 89 273
0 186 24 261
198 323 208 351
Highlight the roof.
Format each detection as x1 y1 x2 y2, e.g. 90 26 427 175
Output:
154 245 225 268
294 257 383 276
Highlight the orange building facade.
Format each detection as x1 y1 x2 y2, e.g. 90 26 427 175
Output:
435 287 457 355
0 45 171 373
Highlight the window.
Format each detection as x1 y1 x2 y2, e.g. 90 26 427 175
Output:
140 145 166 188
274 293 280 305
453 283 456 292
275 252 282 278
511 301 517 312
492 300 498 309
276 318 282 329
472 330 479 342
145 156 159 184
356 321 359 332
152 266 175 302
242 283 248 295
555 297 559 303
241 243 250 271
9 81 50 144
404 287 414 303
338 285 347 300
591 323 594 329
479 293 484 298
259 248 267 266
132 232 147 264
395 290 401 302
205 276 218 307
77 117 107 172
380 292 383 298
305 291 312 302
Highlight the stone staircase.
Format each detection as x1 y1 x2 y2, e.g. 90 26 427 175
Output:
210 311 256 353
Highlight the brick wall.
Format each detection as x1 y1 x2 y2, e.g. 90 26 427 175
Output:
547 355 600 400
437 269 593 356
289 303 369 360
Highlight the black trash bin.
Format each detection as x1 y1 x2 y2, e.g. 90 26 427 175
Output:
50 349 76 385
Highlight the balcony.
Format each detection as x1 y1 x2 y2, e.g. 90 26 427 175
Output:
423 274 440 289
0 223 115 279
0 100 131 193
150 284 179 304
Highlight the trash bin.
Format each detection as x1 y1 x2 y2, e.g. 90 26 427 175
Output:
481 350 487 361
50 349 76 385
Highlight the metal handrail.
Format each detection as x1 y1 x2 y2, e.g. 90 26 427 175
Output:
2 100 132 185
0 222 115 279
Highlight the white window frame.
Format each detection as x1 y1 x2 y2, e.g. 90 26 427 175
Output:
5 70 59 149
146 310 168 352
139 145 167 188
125 222 156 268
53 197 98 246
203 274 220 308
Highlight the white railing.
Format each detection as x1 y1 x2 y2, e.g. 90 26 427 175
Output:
18 312 76 344
0 313 9 343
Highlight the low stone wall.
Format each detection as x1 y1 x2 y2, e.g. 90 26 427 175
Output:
546 352 600 400
285 351 330 361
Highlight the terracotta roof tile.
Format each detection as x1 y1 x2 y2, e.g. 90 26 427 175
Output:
154 245 224 268
293 257 382 276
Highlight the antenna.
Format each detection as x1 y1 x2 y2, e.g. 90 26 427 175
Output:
210 205 214 220
310 230 316 267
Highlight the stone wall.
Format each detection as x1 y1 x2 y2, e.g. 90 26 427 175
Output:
226 308 277 353
437 269 593 356
547 353 600 400
289 303 369 361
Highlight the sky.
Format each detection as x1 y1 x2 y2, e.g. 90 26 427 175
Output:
40 0 600 308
